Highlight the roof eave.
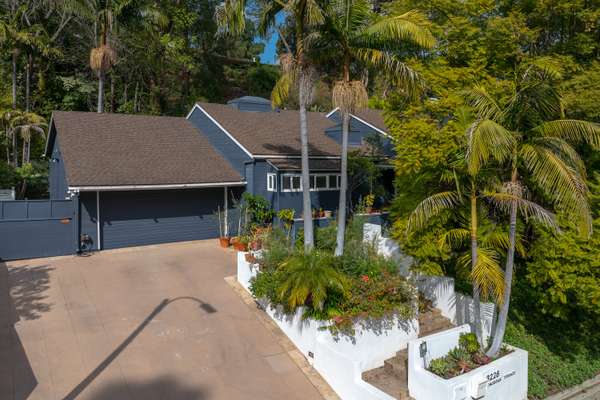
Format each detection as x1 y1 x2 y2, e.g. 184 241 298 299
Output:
69 181 247 192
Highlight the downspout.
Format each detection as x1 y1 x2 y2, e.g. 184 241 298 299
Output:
223 186 228 237
96 191 101 250
73 192 80 253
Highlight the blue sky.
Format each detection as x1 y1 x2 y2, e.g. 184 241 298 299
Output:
256 13 284 65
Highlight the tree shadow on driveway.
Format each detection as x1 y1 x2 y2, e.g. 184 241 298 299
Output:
1 262 54 400
85 375 210 400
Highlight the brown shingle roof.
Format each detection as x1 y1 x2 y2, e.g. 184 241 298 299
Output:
51 111 243 187
352 109 388 134
267 158 340 171
196 102 342 156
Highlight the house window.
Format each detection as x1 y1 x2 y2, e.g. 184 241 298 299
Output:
282 174 302 192
282 173 342 192
328 175 340 189
267 173 277 192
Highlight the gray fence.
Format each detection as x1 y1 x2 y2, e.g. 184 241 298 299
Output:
0 200 76 260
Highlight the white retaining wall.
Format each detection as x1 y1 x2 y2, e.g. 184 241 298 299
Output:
237 252 418 400
408 325 528 400
364 223 497 341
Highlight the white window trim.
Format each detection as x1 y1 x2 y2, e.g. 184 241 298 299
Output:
267 173 277 192
280 173 341 192
281 173 303 192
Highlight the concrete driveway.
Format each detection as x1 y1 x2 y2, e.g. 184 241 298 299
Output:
0 240 323 400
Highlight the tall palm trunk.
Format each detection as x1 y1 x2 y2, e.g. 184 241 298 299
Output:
487 170 518 356
97 70 105 113
296 11 314 251
335 110 350 256
11 49 17 109
12 129 17 168
299 75 314 251
470 186 484 346
25 53 32 112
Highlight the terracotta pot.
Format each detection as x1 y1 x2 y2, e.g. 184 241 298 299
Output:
219 237 230 248
245 252 257 263
233 242 247 252
319 211 325 218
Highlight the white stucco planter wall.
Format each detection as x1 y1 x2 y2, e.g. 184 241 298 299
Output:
414 274 496 342
263 303 418 400
236 251 258 293
236 250 419 400
408 325 528 400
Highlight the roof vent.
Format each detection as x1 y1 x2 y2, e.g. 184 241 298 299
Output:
227 96 275 112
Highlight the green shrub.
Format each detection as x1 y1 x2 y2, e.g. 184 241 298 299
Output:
242 192 274 228
257 228 292 271
459 333 480 354
250 270 281 301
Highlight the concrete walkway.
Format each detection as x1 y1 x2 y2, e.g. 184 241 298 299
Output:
0 240 323 400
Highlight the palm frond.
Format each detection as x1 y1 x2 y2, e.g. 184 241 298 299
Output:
467 85 504 121
533 136 586 176
459 248 505 304
466 119 515 175
215 0 247 36
364 10 435 49
483 191 560 233
407 191 460 233
271 72 293 107
534 120 600 149
520 144 591 235
481 231 526 257
437 228 469 250
353 48 423 97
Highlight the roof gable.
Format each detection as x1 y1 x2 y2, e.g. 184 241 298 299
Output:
194 102 342 157
51 111 243 188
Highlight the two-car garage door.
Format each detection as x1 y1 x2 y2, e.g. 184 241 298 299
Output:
80 188 238 250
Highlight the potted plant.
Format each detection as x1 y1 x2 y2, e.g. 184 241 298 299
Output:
236 234 250 251
245 252 257 264
216 206 229 247
364 194 375 214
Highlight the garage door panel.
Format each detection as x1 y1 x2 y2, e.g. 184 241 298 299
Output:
99 189 224 250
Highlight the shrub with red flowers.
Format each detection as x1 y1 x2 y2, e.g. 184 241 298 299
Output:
251 221 418 337
328 272 417 334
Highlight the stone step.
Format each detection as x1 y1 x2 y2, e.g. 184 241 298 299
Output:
362 308 453 400
384 353 408 379
362 366 413 400
421 317 451 332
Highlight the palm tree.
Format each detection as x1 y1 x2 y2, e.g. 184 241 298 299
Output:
309 0 435 256
407 108 517 346
467 64 600 357
0 2 30 110
217 0 324 251
10 112 47 165
277 251 348 312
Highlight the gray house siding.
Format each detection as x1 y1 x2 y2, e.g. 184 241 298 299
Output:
278 190 339 215
48 137 69 199
79 188 242 251
252 160 277 207
0 200 76 260
326 111 394 156
187 107 251 176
